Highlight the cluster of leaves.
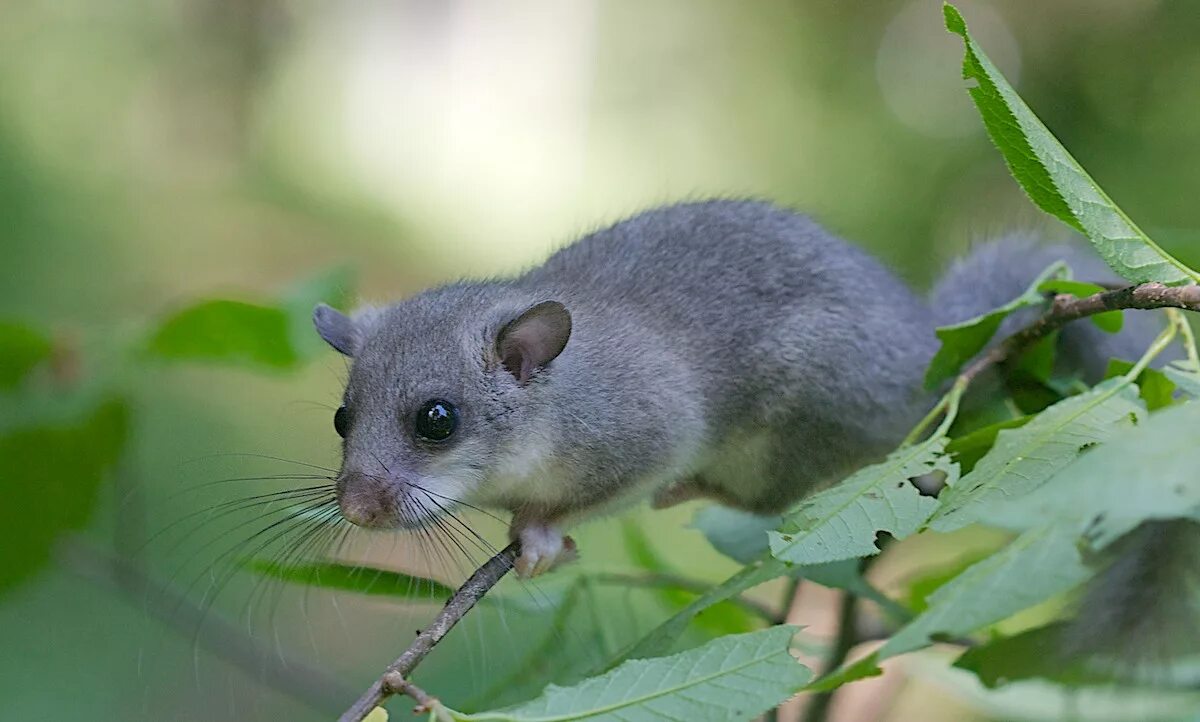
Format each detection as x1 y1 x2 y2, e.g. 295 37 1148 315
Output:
4 4 1200 721
255 6 1200 721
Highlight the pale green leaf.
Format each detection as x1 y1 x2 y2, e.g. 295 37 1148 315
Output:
882 524 1090 658
1165 360 1200 397
456 626 809 722
769 436 957 565
929 378 1143 533
282 265 355 360
691 507 781 565
945 3 1200 286
924 262 1066 388
987 400 1200 549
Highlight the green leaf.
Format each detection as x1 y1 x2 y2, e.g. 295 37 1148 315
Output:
769 435 957 565
953 622 1114 688
944 414 1034 474
1090 310 1124 334
0 320 53 390
691 507 781 565
881 524 1090 658
147 299 298 369
1012 331 1058 383
0 399 128 594
944 3 1200 286
924 262 1066 388
611 558 787 665
282 265 355 360
1037 280 1107 297
620 522 757 636
1104 359 1176 410
1164 360 1200 398
929 377 1144 533
455 626 809 722
987 400 1200 549
247 560 456 598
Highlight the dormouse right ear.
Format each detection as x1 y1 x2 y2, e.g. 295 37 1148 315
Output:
313 303 360 356
496 301 572 383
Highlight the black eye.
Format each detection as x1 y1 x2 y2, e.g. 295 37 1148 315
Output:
415 399 458 442
334 406 350 438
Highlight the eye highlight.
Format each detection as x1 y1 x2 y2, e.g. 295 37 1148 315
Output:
415 399 458 442
334 406 351 438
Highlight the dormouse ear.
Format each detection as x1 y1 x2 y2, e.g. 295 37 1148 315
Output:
496 301 572 383
313 303 360 356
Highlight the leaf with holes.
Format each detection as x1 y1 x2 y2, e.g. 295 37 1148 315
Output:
945 3 1199 285
454 626 809 722
929 377 1143 533
768 436 957 565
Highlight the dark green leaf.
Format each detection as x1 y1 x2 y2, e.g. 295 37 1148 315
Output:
1104 359 1176 410
954 622 1115 688
945 3 1200 285
945 415 1034 474
924 262 1065 388
147 299 298 369
248 560 455 598
0 399 128 594
0 320 53 390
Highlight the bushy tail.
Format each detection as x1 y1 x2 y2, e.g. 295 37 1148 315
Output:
933 233 1200 675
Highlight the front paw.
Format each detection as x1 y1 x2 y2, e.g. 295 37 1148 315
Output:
514 525 577 578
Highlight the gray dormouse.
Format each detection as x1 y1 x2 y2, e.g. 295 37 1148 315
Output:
312 199 1165 581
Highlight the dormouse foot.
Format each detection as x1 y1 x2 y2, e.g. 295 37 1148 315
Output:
512 523 577 578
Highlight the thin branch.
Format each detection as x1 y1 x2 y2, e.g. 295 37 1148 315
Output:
960 282 1200 384
339 542 520 722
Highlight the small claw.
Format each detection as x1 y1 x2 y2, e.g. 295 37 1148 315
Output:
514 525 577 578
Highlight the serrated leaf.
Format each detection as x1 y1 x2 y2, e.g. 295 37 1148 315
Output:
881 524 1090 658
945 3 1200 286
945 414 1034 474
929 378 1143 533
925 262 1066 388
769 436 957 565
990 400 1200 550
455 626 809 722
248 560 456 598
0 319 53 390
0 399 128 594
147 299 298 369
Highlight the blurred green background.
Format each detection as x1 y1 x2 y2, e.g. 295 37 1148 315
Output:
2 1 1199 721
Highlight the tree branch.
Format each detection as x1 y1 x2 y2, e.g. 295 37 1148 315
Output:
339 542 520 722
960 282 1200 384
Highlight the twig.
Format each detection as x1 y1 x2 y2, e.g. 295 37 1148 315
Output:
339 542 520 722
801 589 860 722
960 282 1200 384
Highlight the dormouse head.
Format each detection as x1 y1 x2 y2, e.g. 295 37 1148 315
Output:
313 289 571 529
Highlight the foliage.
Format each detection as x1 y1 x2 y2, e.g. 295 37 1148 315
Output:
4 4 1200 722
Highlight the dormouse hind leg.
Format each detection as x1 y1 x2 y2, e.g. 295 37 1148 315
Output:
652 477 743 510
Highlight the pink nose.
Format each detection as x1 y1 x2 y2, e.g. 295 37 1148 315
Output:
337 471 398 528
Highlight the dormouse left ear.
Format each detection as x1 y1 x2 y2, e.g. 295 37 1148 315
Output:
313 303 360 356
496 301 572 383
